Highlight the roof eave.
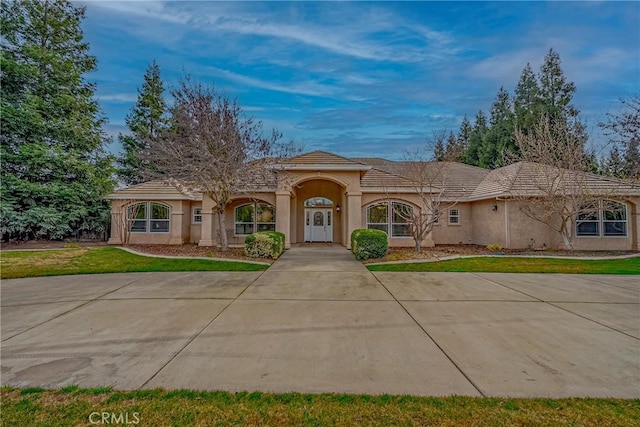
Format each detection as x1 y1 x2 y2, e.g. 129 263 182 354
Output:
269 164 372 171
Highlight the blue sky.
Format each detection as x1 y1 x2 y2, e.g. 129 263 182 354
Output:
80 1 639 160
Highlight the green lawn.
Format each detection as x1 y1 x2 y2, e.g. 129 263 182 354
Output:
0 247 268 279
367 256 640 274
1 387 638 427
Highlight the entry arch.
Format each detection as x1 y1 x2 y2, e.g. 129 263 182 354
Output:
293 178 346 244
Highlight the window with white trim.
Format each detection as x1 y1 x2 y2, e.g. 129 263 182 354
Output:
127 202 171 233
234 202 276 235
577 200 627 237
433 208 440 225
448 208 460 225
366 201 413 237
192 207 202 224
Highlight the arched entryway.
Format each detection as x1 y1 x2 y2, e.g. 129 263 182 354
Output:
293 178 345 244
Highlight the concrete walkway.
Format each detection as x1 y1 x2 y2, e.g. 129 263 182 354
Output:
1 244 638 397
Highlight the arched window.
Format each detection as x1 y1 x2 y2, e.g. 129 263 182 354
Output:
127 202 171 233
304 197 333 207
576 200 627 237
366 201 413 237
234 202 276 235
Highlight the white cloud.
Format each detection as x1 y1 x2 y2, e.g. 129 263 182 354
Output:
205 67 339 98
96 93 138 103
85 1 456 64
84 1 190 25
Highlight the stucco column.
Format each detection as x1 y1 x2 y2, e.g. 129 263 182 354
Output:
631 200 639 251
198 196 216 247
346 191 362 249
107 208 123 244
276 190 291 248
169 210 185 245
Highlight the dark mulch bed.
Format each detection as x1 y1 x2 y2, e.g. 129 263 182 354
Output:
127 244 273 264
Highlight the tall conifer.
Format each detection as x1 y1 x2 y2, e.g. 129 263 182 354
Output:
117 60 168 185
1 0 113 240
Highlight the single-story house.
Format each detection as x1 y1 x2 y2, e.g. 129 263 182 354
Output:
107 150 640 251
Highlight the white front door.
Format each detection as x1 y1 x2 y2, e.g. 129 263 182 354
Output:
304 208 333 242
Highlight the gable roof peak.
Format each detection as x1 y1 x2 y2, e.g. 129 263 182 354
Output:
283 150 368 165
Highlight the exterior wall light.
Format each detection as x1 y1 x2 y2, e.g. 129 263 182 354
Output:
492 204 498 211
336 204 341 213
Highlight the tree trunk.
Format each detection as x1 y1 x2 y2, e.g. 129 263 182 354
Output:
561 231 574 251
414 239 421 253
217 210 228 252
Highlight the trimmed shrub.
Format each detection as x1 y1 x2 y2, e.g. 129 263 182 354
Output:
245 231 285 259
351 228 388 260
486 243 503 252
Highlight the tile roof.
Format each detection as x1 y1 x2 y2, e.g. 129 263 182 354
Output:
108 153 640 201
470 162 640 199
283 150 368 165
359 160 489 198
107 180 201 200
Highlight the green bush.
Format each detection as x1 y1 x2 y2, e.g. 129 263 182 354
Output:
351 229 388 260
244 231 285 259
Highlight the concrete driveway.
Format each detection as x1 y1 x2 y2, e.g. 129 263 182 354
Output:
1 245 638 398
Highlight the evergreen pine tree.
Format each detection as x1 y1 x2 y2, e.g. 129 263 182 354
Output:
602 144 625 178
433 136 445 161
117 60 168 185
444 131 464 161
537 48 578 121
1 0 114 240
514 63 540 133
600 96 640 181
480 87 515 168
456 115 472 157
465 110 488 166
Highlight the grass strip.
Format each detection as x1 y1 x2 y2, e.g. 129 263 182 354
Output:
0 247 268 279
367 256 640 274
1 386 638 427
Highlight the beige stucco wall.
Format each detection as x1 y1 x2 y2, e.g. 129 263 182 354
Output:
470 199 505 247
504 198 639 251
430 202 473 245
504 200 557 249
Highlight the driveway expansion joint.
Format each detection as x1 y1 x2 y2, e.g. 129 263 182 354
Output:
371 271 487 397
1 273 154 343
472 273 640 340
137 268 270 389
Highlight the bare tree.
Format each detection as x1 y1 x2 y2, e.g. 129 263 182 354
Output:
506 114 605 249
111 200 142 245
143 77 280 251
395 152 459 252
382 135 461 252
599 95 640 181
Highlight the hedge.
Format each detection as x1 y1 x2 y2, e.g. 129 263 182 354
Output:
351 228 388 260
245 231 285 259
